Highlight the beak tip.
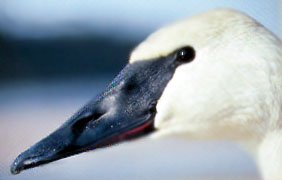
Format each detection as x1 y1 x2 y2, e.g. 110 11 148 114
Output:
10 168 21 175
10 158 22 175
10 152 32 175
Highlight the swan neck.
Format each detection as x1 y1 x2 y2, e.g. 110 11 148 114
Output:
257 131 282 180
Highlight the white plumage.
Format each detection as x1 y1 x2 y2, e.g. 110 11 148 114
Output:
10 8 282 180
131 9 282 180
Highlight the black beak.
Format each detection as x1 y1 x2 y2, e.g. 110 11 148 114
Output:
11 53 184 174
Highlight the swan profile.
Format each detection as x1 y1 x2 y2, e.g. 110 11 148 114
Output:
11 9 282 180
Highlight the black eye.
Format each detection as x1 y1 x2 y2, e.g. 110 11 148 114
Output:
176 46 195 63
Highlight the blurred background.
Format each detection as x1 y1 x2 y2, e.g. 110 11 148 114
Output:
1 0 281 179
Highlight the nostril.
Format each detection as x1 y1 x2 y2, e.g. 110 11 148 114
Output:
72 110 106 133
88 111 105 127
92 111 104 120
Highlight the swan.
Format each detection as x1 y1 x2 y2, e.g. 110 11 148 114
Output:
10 9 282 180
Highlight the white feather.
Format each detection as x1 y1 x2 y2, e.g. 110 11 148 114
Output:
130 9 282 180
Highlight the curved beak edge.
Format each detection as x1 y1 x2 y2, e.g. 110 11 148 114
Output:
10 118 155 175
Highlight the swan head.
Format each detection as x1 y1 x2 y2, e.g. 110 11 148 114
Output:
132 9 282 142
11 9 282 179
